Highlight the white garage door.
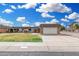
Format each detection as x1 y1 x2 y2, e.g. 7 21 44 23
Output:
43 27 58 34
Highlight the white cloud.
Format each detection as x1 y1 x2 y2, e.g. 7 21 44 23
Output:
17 5 22 9
76 18 79 22
10 5 16 9
34 19 59 26
65 15 68 18
18 3 37 9
61 18 69 22
26 21 30 23
22 24 30 27
2 9 13 14
50 19 59 23
0 18 13 27
34 22 43 26
45 21 50 24
60 23 65 26
43 19 59 24
2 3 37 14
67 12 79 19
0 3 6 6
36 3 71 13
41 12 55 18
16 17 26 23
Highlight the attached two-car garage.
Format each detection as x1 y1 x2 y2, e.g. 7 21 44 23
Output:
40 24 60 35
43 27 58 35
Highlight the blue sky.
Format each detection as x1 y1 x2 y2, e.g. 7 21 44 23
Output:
0 3 79 27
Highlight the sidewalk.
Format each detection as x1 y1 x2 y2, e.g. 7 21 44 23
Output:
0 42 48 51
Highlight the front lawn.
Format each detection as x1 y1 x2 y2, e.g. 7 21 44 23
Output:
0 33 42 42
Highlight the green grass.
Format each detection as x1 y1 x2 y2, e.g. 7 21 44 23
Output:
0 33 42 42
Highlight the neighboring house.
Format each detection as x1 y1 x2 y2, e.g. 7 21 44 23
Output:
31 27 40 33
0 28 8 33
40 23 60 35
8 27 34 33
0 23 60 34
65 26 72 32
0 25 9 33
0 27 40 33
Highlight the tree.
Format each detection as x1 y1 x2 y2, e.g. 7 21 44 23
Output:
72 23 79 31
60 25 65 31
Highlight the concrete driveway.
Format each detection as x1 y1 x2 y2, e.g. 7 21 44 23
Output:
42 34 79 52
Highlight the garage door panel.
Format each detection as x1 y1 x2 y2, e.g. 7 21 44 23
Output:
43 27 58 34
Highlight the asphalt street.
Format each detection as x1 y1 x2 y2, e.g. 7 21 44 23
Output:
0 52 79 56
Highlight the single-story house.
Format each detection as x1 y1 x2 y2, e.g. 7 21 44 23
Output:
0 28 8 33
0 27 40 33
7 27 33 33
40 23 60 35
65 26 72 32
31 27 40 33
0 23 60 35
